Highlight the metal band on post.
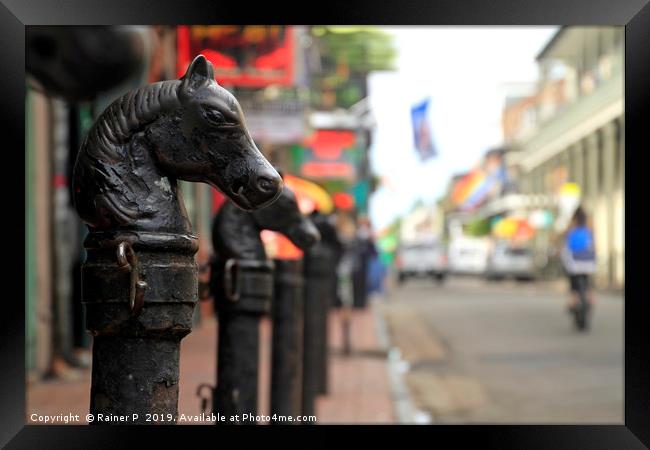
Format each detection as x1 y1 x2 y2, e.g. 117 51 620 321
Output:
83 232 199 423
222 259 275 312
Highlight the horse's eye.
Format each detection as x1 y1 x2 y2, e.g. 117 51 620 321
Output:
203 108 226 125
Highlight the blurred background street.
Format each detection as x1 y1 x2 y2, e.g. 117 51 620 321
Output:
381 276 623 423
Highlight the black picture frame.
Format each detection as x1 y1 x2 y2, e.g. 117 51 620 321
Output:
2 0 648 448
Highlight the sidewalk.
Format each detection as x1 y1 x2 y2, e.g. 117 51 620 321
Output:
27 300 397 425
314 304 395 424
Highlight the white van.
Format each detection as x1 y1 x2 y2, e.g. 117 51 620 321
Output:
448 237 489 275
396 239 448 284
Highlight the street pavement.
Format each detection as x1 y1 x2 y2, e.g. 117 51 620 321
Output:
379 276 624 424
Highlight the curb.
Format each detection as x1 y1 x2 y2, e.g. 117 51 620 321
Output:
370 296 421 424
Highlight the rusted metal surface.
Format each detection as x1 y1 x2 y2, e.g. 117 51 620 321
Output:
73 55 282 423
210 185 319 423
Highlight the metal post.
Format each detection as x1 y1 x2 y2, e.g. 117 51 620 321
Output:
83 233 198 423
209 185 318 425
270 258 304 421
352 242 370 309
307 211 343 393
72 55 283 424
341 306 352 357
214 259 273 424
318 245 338 394
302 243 334 418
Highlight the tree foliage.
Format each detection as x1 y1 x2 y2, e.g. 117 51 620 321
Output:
310 26 397 109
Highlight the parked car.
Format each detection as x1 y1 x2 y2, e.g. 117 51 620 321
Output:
396 241 448 284
485 241 535 281
448 237 489 275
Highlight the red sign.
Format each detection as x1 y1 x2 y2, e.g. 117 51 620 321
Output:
177 26 294 87
301 162 355 179
299 129 358 181
304 130 356 160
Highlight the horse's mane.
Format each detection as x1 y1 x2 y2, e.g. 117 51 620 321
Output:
83 79 181 162
73 79 182 228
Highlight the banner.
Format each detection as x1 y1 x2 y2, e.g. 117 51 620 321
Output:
411 98 437 161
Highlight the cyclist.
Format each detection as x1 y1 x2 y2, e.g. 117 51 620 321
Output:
560 206 597 312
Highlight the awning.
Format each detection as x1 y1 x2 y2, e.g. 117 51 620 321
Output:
283 173 334 214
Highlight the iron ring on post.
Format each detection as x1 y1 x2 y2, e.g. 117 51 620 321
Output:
196 383 215 415
116 241 147 317
224 258 240 302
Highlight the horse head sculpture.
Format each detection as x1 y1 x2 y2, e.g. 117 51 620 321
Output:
310 211 342 248
212 183 320 262
73 55 282 234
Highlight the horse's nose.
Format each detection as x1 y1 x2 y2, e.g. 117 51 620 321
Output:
250 168 282 207
297 219 320 250
303 228 320 248
257 174 280 195
306 222 321 246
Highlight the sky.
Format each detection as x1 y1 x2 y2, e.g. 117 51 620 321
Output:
367 26 559 231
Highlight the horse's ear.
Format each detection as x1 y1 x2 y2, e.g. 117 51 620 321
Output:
182 55 214 90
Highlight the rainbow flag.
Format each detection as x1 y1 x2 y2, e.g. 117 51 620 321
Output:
452 165 506 211
452 169 486 209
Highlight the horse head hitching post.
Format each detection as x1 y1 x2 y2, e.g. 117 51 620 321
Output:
209 183 319 423
72 55 282 423
302 211 340 418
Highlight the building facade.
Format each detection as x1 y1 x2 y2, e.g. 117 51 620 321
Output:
505 27 624 288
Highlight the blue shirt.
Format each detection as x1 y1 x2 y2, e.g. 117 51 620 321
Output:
567 226 594 254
